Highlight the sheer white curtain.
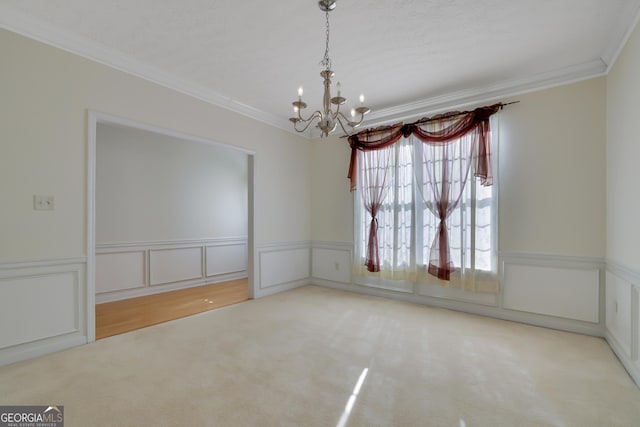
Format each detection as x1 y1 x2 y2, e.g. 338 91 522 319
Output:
357 144 395 272
353 140 413 281
354 116 499 293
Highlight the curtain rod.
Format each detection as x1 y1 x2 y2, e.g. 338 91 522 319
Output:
414 101 519 124
340 101 519 138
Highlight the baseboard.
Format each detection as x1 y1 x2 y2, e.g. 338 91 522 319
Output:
0 334 86 368
312 278 604 337
96 272 248 304
606 331 640 387
254 278 310 298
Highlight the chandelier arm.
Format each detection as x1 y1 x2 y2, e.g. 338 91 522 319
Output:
337 111 364 127
336 111 353 124
296 108 322 124
335 115 353 136
294 111 323 133
331 103 341 117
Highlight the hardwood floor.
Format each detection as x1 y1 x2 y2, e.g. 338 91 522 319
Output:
95 279 249 339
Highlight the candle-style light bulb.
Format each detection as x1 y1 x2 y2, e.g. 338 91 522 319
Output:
337 81 341 97
298 86 304 98
359 94 365 104
294 106 299 113
350 108 356 118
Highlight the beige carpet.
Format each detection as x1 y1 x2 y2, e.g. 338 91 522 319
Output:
1 285 639 427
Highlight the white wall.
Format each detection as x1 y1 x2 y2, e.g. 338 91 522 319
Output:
0 29 312 364
499 79 606 257
96 123 247 242
0 29 311 262
607 22 640 272
605 19 640 386
310 136 354 243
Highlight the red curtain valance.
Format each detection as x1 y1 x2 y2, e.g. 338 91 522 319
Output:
347 103 502 191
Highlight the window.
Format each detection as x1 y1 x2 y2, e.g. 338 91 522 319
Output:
353 116 499 293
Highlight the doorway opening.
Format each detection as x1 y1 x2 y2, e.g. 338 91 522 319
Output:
87 111 256 342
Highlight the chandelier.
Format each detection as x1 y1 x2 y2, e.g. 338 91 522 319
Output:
289 0 370 137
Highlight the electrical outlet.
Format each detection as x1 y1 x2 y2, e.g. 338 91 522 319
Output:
34 195 55 210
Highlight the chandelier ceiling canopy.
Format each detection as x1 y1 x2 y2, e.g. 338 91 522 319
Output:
289 0 370 138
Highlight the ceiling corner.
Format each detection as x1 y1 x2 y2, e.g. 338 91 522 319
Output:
601 1 640 72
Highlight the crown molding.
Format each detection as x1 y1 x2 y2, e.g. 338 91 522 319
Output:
0 4 292 134
359 59 608 129
602 0 640 72
0 2 628 139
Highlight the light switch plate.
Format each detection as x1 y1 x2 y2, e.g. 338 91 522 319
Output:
34 195 55 210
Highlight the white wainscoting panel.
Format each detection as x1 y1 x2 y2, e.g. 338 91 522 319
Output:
96 251 145 293
311 246 351 284
95 238 248 303
503 262 599 323
604 262 640 387
313 245 603 335
259 244 310 290
150 247 203 286
206 243 247 276
0 272 78 349
606 271 633 355
0 258 87 366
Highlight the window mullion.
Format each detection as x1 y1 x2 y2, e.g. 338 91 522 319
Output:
469 160 477 272
413 139 423 268
392 143 401 269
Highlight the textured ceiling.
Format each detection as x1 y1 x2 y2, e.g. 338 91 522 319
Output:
2 0 640 135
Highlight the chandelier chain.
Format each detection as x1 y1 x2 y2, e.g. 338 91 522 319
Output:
321 11 331 70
